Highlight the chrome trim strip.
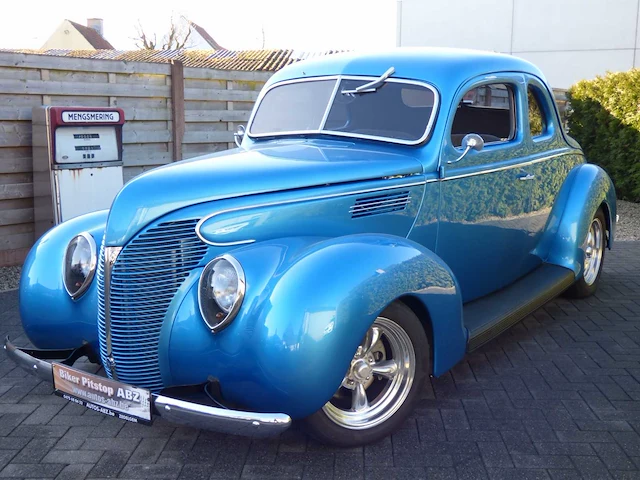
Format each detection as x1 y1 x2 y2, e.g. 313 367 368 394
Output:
350 195 410 209
350 200 410 213
194 179 430 247
351 205 410 215
3 337 291 438
103 246 122 380
442 151 573 181
353 191 411 201
351 198 410 208
198 254 246 333
247 75 440 146
63 232 97 301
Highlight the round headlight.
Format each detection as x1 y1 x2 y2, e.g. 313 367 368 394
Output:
198 255 245 332
63 232 97 300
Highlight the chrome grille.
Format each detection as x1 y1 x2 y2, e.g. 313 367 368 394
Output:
97 219 208 392
350 191 410 218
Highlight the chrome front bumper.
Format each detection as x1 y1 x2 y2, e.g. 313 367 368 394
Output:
4 337 291 437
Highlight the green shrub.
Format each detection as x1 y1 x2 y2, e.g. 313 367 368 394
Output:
567 69 640 202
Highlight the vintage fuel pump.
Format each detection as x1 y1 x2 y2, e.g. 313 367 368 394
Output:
32 106 125 238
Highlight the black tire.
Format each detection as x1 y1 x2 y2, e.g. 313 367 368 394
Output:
564 207 607 299
301 301 429 447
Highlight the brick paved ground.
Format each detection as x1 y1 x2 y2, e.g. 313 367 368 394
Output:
0 242 639 479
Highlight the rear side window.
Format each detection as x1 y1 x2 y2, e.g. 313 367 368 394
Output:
451 83 516 147
528 86 547 138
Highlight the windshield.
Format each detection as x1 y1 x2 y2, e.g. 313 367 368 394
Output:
248 76 438 145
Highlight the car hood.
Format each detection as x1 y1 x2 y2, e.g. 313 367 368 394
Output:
104 141 424 246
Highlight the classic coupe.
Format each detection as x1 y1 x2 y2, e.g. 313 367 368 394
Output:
6 48 616 447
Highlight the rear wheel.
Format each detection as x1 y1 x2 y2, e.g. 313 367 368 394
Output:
565 208 606 298
302 302 429 447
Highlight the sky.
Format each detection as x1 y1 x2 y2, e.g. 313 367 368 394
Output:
0 0 398 52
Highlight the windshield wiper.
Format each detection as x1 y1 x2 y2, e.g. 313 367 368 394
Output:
341 67 395 95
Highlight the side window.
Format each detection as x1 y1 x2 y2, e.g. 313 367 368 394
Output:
528 86 547 138
451 83 516 147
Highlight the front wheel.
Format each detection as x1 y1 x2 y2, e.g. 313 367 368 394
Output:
302 302 429 447
565 207 607 298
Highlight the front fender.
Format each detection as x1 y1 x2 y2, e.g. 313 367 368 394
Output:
167 234 464 419
19 210 108 350
544 164 616 275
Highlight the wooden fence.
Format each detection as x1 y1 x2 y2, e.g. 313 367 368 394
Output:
0 52 273 266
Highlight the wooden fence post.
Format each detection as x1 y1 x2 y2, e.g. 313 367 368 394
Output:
170 60 185 161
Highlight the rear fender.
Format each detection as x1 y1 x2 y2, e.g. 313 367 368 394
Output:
19 210 108 350
179 233 465 418
542 164 616 275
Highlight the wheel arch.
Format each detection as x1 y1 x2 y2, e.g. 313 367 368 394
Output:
398 294 434 374
599 200 614 248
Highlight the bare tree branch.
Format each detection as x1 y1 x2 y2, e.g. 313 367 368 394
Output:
134 16 194 50
134 21 157 50
176 26 192 50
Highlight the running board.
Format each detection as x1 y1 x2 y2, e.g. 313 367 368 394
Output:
465 264 575 351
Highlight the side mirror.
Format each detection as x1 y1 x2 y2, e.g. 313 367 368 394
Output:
234 125 246 148
448 133 484 164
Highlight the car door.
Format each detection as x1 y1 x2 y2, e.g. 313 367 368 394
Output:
436 74 538 303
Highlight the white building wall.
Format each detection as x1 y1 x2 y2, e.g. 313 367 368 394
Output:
41 20 95 50
397 0 640 88
188 33 213 50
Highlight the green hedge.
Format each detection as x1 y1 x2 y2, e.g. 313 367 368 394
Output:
567 69 640 202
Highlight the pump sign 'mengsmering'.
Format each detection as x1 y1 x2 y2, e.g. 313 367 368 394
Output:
62 111 121 123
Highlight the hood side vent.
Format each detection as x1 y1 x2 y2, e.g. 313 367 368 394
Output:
350 190 410 218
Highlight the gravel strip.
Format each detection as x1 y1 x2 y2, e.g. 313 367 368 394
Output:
0 266 21 293
617 200 640 241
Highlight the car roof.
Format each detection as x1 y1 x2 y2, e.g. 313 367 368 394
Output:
265 47 548 92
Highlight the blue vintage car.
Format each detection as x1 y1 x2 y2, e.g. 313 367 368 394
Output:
7 48 616 446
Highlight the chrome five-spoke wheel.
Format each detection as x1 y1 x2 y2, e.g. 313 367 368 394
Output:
583 217 604 286
565 207 607 299
322 316 415 430
302 301 429 447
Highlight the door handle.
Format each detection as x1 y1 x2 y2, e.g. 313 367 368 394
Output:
518 173 535 181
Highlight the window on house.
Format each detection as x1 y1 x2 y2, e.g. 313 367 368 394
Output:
451 83 516 147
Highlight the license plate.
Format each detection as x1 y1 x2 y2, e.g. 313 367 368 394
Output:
52 363 152 425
